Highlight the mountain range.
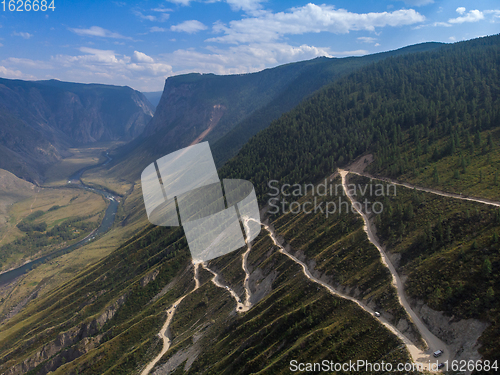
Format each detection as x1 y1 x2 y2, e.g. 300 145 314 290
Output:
0 35 499 375
106 42 444 183
0 78 154 183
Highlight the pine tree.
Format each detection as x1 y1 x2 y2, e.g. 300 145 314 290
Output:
483 257 492 275
433 167 439 184
487 133 493 151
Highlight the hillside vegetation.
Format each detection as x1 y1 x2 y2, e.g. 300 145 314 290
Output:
218 34 500 366
104 42 443 183
350 173 500 363
0 220 415 374
212 42 443 167
1 35 499 374
0 187 107 272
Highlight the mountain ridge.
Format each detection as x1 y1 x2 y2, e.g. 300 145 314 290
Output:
2 35 500 374
104 41 444 183
0 78 154 183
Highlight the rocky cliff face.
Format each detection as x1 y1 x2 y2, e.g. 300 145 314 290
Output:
142 77 227 153
108 43 447 183
4 294 127 375
107 69 311 182
0 78 154 182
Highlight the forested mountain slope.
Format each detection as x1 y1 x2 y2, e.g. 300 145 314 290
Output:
1 35 498 374
0 188 416 375
220 34 500 204
104 42 443 183
219 33 500 364
212 42 444 167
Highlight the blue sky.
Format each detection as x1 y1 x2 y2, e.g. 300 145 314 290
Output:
1 0 499 91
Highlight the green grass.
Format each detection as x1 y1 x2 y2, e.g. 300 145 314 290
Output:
0 207 418 375
369 127 500 201
166 226 414 375
269 177 416 328
43 142 124 186
0 188 107 272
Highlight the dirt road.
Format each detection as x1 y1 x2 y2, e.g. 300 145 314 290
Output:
348 170 500 208
140 261 201 375
339 169 450 370
201 262 250 312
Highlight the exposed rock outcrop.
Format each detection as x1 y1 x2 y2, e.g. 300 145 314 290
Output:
0 78 154 182
5 294 127 375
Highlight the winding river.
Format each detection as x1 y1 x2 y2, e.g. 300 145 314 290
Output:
0 153 119 286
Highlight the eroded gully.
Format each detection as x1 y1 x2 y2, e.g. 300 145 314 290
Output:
141 236 254 375
143 174 456 373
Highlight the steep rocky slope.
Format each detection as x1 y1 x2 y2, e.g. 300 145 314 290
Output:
0 78 154 183
2 35 498 374
106 42 443 182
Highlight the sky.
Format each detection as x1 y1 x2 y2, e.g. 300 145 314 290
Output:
0 0 499 92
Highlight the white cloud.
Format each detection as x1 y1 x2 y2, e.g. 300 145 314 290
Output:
208 4 425 44
128 63 172 74
47 48 172 90
158 13 170 21
448 9 484 24
69 26 131 39
166 42 332 74
434 21 452 27
167 0 266 14
152 7 173 12
161 42 368 78
12 32 33 39
138 13 156 21
168 0 191 5
150 27 168 32
449 36 456 41
357 36 377 43
133 9 170 22
0 39 367 91
485 9 500 19
3 57 53 69
0 65 35 79
77 47 121 63
132 51 155 63
456 7 466 15
226 0 265 14
398 0 433 6
1 52 172 91
171 20 208 34
412 21 451 29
